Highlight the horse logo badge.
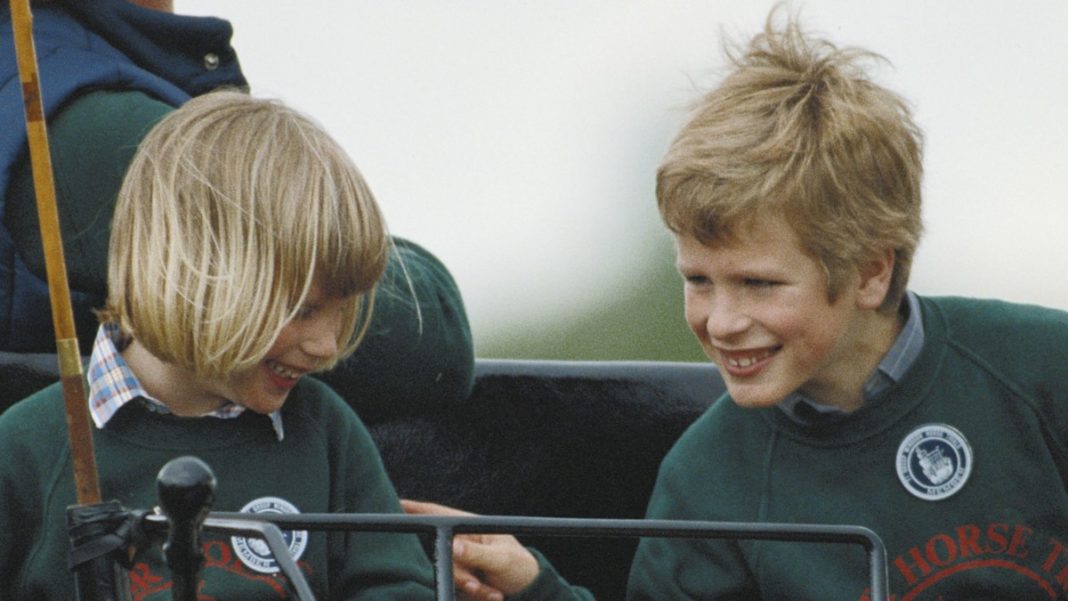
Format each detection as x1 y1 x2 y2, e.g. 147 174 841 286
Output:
896 424 973 501
231 497 309 573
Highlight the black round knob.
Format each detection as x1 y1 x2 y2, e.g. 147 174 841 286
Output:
157 456 217 601
157 456 216 521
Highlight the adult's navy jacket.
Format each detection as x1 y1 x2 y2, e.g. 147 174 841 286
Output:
0 0 245 351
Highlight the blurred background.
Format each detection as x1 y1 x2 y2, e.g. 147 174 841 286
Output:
184 0 1068 362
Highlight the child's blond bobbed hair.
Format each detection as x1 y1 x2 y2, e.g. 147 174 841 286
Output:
658 7 923 312
104 91 387 377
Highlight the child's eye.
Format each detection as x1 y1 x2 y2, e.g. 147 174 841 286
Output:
296 306 316 319
684 275 710 287
744 278 778 288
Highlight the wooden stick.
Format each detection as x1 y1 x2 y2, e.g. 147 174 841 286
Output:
9 0 101 505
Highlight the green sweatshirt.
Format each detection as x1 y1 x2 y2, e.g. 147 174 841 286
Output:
0 377 436 600
627 296 1068 600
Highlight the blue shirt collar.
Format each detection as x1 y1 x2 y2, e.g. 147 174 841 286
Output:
778 291 925 424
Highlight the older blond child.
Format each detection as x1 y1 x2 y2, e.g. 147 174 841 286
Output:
408 7 1068 601
0 91 436 600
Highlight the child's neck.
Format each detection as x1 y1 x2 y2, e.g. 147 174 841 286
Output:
801 307 905 413
122 340 229 417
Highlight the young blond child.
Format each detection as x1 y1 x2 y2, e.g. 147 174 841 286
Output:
407 7 1068 601
0 91 437 600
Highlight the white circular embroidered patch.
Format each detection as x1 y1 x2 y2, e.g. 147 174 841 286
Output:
896 423 973 501
231 497 309 573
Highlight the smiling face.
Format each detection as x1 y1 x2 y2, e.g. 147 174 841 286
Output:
128 277 353 417
676 214 897 411
213 279 351 415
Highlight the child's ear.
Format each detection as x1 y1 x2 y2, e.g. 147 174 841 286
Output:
855 248 895 310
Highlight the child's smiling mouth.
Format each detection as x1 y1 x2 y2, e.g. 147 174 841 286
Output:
265 359 309 390
717 346 780 375
267 359 302 379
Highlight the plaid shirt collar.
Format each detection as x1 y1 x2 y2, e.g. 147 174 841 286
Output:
778 291 925 424
87 322 285 440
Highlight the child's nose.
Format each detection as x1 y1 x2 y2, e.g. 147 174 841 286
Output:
706 295 751 339
301 316 340 359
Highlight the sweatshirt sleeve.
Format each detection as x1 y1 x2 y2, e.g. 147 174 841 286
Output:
323 391 437 600
626 446 757 600
0 389 63 601
0 411 34 600
510 548 596 601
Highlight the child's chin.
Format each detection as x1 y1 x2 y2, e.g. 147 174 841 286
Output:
245 393 288 415
726 386 784 409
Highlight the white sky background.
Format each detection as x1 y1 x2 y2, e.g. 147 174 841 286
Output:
182 1 1068 351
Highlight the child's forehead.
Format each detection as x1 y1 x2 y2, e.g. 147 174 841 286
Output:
678 212 804 254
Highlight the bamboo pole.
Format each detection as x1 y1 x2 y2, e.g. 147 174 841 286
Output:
8 0 101 505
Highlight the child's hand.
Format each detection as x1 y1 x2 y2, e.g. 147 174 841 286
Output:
401 499 541 601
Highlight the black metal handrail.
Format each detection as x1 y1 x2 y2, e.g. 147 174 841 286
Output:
144 511 889 601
